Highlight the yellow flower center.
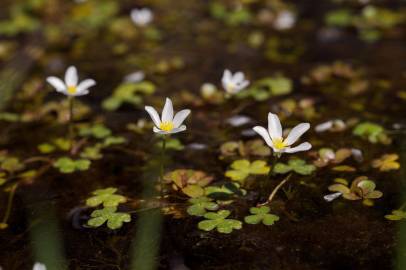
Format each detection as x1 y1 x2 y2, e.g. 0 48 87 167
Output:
159 121 174 132
226 83 235 93
273 138 287 150
67 85 77 94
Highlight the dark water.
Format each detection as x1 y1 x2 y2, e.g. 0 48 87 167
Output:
0 0 406 269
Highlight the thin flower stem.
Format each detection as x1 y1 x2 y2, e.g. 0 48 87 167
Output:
68 96 75 152
0 183 18 229
160 136 167 197
269 154 279 177
259 173 292 206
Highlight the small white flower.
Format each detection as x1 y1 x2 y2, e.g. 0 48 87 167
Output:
124 71 145 83
33 262 47 270
221 69 249 94
145 98 191 134
253 112 312 154
273 10 296 30
46 66 96 97
131 8 153 27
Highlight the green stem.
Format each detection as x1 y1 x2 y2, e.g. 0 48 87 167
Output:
0 183 18 229
68 96 74 152
160 136 167 197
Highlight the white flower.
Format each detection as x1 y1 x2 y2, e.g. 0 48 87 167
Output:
131 8 153 27
221 69 249 94
46 66 96 97
124 71 145 83
273 10 296 30
253 112 312 154
145 98 191 134
33 262 47 270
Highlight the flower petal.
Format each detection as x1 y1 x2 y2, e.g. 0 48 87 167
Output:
222 69 232 83
73 89 89 96
268 113 282 140
46 76 66 92
65 66 78 86
284 123 310 146
145 106 161 127
153 126 167 134
253 126 273 148
173 109 191 128
284 142 312 153
77 79 96 93
161 98 174 122
169 125 186 134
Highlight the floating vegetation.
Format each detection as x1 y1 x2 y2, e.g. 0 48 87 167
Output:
198 210 242 234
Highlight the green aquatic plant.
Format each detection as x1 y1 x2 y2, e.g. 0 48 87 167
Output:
328 176 382 206
198 210 242 233
353 122 390 144
37 138 71 154
225 159 270 183
244 206 279 225
372 154 400 172
385 209 406 221
87 206 131 230
187 197 219 217
78 123 112 139
53 157 91 174
80 145 103 160
237 75 292 101
274 159 316 176
164 169 213 198
0 157 24 173
210 2 252 26
312 148 352 168
102 81 155 111
86 187 127 208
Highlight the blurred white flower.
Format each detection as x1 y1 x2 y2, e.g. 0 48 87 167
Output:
124 71 145 83
131 8 153 27
46 66 96 97
221 69 249 94
33 262 47 270
253 112 312 154
315 119 346 133
273 10 296 30
145 98 190 134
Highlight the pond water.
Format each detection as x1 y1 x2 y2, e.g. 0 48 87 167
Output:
0 0 406 269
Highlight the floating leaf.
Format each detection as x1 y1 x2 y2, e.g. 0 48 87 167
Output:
385 210 406 221
244 206 279 225
53 157 91 174
274 159 316 175
220 139 270 159
372 154 400 172
353 122 391 144
328 176 382 202
87 206 131 230
1 157 24 173
156 138 184 151
80 145 103 160
198 210 242 233
205 182 247 201
79 124 112 139
225 159 270 183
187 197 219 216
164 169 213 197
332 165 356 172
86 187 127 207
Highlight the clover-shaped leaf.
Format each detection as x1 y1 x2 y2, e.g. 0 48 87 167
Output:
87 206 131 230
53 157 91 173
244 206 280 225
372 154 400 172
328 176 383 202
187 197 219 216
220 140 270 159
164 169 213 197
1 157 24 173
274 159 316 175
198 210 242 234
80 145 103 160
86 187 127 207
225 159 270 183
353 122 390 144
385 210 406 221
156 138 184 151
79 124 112 139
102 82 155 111
103 136 127 147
